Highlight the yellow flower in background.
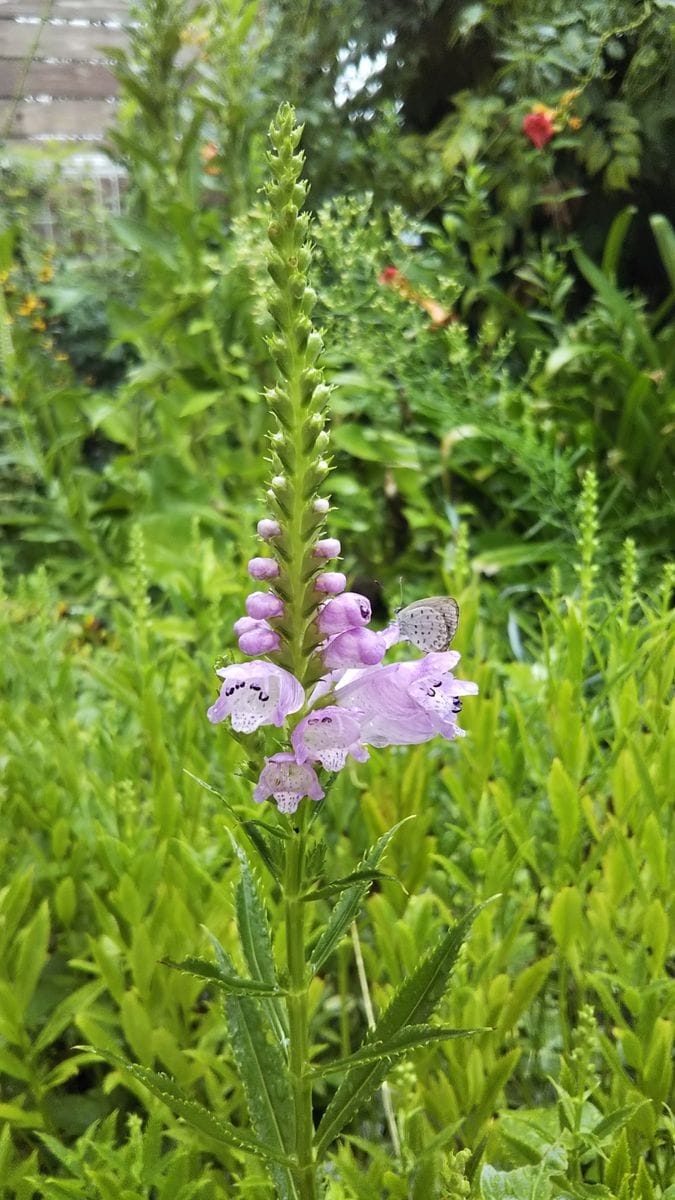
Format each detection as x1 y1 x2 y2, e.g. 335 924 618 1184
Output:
32 318 47 332
55 351 69 362
38 265 54 283
568 116 583 131
18 294 42 316
560 88 581 108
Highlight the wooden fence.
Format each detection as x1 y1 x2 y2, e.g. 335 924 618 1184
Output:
0 0 129 144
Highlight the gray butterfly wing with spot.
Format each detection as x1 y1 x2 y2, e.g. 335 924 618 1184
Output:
396 596 459 652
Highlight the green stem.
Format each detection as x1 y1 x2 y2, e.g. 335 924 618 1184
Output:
284 803 318 1199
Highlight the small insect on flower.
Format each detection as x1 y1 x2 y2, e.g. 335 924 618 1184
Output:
395 596 459 653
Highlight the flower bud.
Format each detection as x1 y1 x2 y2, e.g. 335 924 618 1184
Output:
313 497 330 513
248 557 280 580
317 593 372 635
246 591 284 619
234 615 260 636
322 627 386 668
239 625 281 655
315 572 346 594
257 518 281 539
314 538 341 559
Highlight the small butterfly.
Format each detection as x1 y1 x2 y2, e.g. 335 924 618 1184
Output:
395 596 459 653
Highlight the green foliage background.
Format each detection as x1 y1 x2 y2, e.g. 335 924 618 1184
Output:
1 0 673 1195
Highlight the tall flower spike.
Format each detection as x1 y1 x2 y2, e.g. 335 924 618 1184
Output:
260 104 333 689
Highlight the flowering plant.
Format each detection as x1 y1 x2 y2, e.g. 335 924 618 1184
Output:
97 104 482 1199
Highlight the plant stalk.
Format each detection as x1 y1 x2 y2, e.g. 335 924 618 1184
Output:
284 803 318 1199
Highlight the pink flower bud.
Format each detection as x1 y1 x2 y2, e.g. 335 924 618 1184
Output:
239 624 281 655
314 538 341 559
248 557 280 580
257 518 281 539
246 591 284 619
322 627 386 668
317 592 371 636
233 615 259 636
315 572 346 594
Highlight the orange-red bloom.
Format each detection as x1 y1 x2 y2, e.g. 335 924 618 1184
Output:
378 266 454 329
522 109 556 149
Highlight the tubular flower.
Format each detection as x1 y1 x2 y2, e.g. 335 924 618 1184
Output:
315 572 346 594
238 623 281 655
257 518 281 539
248 557 280 580
314 538 341 559
322 627 387 669
522 106 557 149
317 593 371 636
292 707 369 771
334 652 478 748
253 753 325 814
246 591 285 619
207 662 303 732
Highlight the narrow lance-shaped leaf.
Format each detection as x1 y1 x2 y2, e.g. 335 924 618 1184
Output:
311 1024 487 1076
231 837 289 1045
315 900 495 1157
309 817 414 974
209 934 298 1200
80 1047 295 1167
302 868 399 903
161 956 282 997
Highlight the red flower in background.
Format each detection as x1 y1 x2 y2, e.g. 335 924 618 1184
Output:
522 108 556 149
378 265 454 329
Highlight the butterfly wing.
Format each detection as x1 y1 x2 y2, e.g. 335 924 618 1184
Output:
397 597 459 652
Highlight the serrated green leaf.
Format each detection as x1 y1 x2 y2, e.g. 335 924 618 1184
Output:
161 956 282 996
81 1047 294 1166
311 1023 484 1075
209 937 297 1199
231 841 288 1044
309 818 413 974
302 868 398 902
314 901 491 1156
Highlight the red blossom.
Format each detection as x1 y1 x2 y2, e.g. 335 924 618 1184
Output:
522 109 556 149
378 266 402 285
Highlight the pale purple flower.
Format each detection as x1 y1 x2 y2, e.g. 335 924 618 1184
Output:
233 615 259 636
334 651 477 747
292 706 369 771
323 627 386 669
246 591 284 619
238 623 280 655
315 572 347 594
314 538 341 559
207 662 303 733
253 752 325 814
317 592 371 636
257 518 281 539
248 557 280 580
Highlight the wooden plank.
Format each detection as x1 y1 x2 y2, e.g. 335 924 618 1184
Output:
0 6 128 18
0 20 128 59
0 1 130 15
0 97 117 136
0 59 118 97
